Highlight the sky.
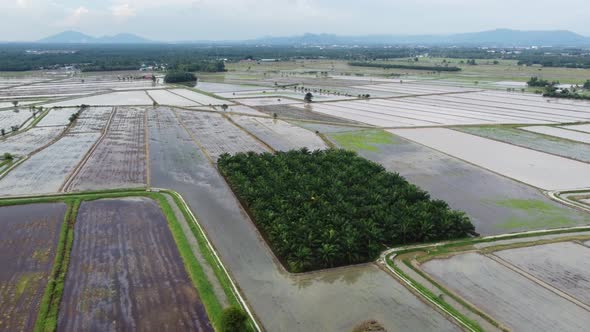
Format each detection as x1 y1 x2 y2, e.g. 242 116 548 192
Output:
1 0 589 41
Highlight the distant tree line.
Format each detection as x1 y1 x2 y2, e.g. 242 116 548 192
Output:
218 149 476 273
349 62 461 72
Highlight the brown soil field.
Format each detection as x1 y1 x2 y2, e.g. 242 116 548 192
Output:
57 198 212 332
0 203 67 332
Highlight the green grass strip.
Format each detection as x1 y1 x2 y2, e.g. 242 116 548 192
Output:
385 256 484 332
34 199 80 332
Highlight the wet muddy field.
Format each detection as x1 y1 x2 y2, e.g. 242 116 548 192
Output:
0 203 66 332
325 128 590 235
67 108 147 192
423 252 590 332
58 198 212 332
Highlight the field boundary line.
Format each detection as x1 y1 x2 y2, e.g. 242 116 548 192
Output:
157 189 263 332
60 107 117 192
485 253 590 311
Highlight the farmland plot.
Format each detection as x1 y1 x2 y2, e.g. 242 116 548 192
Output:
561 124 590 134
0 203 67 332
36 108 79 127
176 110 269 160
326 127 590 234
223 105 266 116
0 133 100 196
68 107 113 134
422 253 590 332
147 108 460 332
0 109 33 131
0 126 66 156
44 91 153 107
147 89 198 106
459 126 590 163
67 108 147 192
58 198 212 332
495 242 590 305
390 128 590 190
258 104 362 124
234 97 301 107
194 82 261 93
230 115 327 151
521 126 590 144
169 89 230 105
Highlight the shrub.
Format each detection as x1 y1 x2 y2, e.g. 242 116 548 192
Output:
220 306 248 332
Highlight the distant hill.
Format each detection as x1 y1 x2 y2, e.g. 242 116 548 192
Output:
38 31 151 44
252 29 590 47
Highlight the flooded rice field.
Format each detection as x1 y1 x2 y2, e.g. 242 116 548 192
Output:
0 133 100 196
147 108 460 331
422 252 590 332
0 108 34 131
495 242 590 305
258 104 363 124
45 91 153 107
458 126 590 163
325 127 590 234
170 89 230 106
58 198 212 331
391 128 590 190
36 108 79 127
66 108 147 192
230 115 327 151
561 124 590 133
0 126 65 156
147 89 199 107
0 203 67 332
176 109 269 160
68 107 114 134
521 125 590 144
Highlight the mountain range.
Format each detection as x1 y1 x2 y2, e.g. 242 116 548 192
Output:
38 31 151 44
37 29 590 47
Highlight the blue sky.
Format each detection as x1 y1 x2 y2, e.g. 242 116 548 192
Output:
2 0 590 41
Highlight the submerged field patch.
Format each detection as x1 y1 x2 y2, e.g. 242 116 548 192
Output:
58 197 212 331
0 203 66 332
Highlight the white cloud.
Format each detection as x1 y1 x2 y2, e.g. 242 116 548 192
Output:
110 4 137 19
16 0 30 8
58 6 89 27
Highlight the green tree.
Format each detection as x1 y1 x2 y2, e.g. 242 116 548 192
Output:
304 92 313 103
583 80 590 89
220 306 248 332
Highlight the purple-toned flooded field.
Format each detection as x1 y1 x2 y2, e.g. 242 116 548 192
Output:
0 203 66 332
58 198 212 332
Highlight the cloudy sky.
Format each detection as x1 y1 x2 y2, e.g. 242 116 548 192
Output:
2 0 589 41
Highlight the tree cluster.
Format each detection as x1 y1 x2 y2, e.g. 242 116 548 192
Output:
583 80 590 90
349 62 461 72
218 149 476 272
164 72 197 83
527 76 558 88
